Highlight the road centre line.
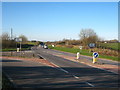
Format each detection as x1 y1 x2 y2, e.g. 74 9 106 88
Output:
85 82 95 87
37 53 95 87
72 75 79 79
48 62 95 87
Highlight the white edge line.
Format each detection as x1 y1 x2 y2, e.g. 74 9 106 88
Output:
86 82 95 87
37 54 47 60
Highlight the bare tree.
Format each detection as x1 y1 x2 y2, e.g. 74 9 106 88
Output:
1 32 16 48
19 35 28 42
1 32 10 40
79 29 99 45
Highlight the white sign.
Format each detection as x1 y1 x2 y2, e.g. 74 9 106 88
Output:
19 38 22 42
15 38 22 42
88 43 96 48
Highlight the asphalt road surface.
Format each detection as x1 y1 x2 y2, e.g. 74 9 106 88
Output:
2 47 119 89
32 47 119 87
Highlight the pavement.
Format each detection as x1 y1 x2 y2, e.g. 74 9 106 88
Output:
1 47 120 88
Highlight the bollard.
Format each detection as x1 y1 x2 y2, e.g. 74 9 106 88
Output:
93 57 97 64
33 54 35 57
76 52 80 59
92 52 99 64
17 48 19 52
52 45 55 48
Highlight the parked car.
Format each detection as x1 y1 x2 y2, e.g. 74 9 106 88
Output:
43 45 48 49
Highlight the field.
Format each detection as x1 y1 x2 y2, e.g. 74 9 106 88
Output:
98 43 119 51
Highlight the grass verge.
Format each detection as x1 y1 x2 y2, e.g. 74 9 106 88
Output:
48 45 119 62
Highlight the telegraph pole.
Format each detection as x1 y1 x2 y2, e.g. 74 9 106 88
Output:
10 28 13 56
11 28 13 40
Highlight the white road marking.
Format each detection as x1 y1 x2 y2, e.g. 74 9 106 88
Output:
86 82 95 87
50 62 95 87
37 53 95 87
50 62 69 73
73 75 79 79
37 54 47 60
60 68 69 73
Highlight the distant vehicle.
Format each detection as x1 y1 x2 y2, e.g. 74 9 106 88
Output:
43 45 48 49
40 42 45 47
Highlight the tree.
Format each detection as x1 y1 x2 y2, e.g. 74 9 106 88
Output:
79 29 99 46
19 35 28 42
1 32 10 40
1 32 16 48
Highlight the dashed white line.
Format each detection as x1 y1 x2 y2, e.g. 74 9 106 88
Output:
86 82 95 87
37 53 95 87
50 62 95 87
50 62 69 73
60 68 69 73
73 75 79 79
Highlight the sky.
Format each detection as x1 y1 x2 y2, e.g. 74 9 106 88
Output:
2 2 118 42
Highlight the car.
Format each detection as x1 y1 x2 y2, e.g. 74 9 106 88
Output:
43 45 48 49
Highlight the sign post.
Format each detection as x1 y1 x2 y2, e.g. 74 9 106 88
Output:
79 46 83 53
88 43 96 52
15 38 22 52
92 52 99 64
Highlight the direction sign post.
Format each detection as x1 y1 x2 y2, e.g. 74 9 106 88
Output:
88 43 96 53
92 52 99 64
79 46 83 53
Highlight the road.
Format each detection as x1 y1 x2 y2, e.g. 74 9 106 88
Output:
2 47 119 88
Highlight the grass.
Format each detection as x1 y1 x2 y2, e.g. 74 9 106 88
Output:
48 45 119 61
98 43 119 51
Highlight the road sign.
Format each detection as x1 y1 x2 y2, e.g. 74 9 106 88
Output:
88 43 96 48
93 52 99 58
15 38 22 42
19 38 22 42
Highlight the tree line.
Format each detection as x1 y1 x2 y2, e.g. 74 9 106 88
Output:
0 32 28 49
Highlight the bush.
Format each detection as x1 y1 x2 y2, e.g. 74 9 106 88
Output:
65 45 73 48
